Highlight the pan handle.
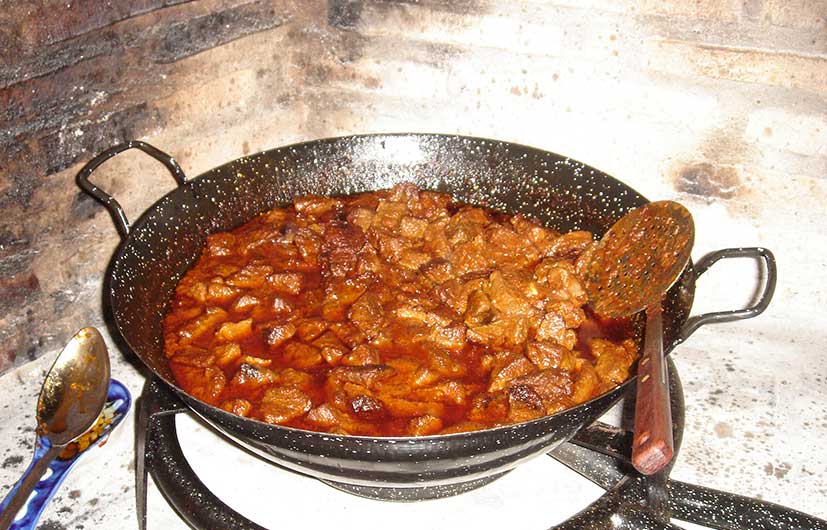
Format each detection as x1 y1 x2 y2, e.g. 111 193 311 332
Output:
76 140 187 239
678 247 776 342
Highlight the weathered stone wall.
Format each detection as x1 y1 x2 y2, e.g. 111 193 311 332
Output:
1 0 826 374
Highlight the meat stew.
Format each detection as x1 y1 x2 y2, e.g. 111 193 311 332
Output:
163 184 639 436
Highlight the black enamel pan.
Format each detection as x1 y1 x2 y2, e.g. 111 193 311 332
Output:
77 134 776 499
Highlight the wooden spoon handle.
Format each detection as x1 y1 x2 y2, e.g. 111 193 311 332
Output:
632 305 674 475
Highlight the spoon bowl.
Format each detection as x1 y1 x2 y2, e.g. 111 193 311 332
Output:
0 327 111 529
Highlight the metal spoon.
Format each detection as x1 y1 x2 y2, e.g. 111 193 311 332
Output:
0 327 111 529
584 201 694 476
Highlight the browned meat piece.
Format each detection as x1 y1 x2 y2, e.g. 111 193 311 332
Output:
486 270 535 316
452 236 490 275
176 307 228 345
467 315 529 348
327 321 366 348
227 264 274 289
282 342 323 369
574 241 598 277
294 318 328 342
445 206 488 245
348 292 385 339
169 347 213 367
398 249 432 270
420 258 455 284
221 399 252 417
381 396 446 418
509 214 560 256
571 362 600 404
238 355 271 367
271 368 315 389
169 364 225 405
270 296 293 316
215 318 253 342
592 338 637 384
372 201 408 230
546 301 586 328
464 289 494 327
232 294 261 313
347 207 375 231
428 349 467 378
342 344 380 366
328 365 396 389
484 224 538 267
349 395 387 421
510 368 573 414
526 341 577 371
293 195 343 217
544 231 594 260
407 415 444 436
304 403 378 435
507 384 546 423
229 363 277 389
264 323 297 350
293 230 321 267
412 380 467 405
322 224 367 278
259 386 313 425
399 216 429 239
213 343 242 367
312 331 348 365
535 261 587 305
429 321 467 349
268 272 304 294
205 233 236 257
488 352 536 392
468 392 508 423
206 280 241 303
535 311 577 350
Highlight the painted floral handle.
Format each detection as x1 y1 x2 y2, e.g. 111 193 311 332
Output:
0 380 131 530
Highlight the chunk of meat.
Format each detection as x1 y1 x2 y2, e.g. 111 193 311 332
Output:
349 395 387 421
510 368 573 414
328 365 396 389
348 292 385 338
268 272 304 294
213 343 242 367
169 364 225 405
507 384 546 423
264 323 297 350
215 319 253 342
221 399 252 417
259 386 313 425
342 344 380 366
526 341 577 371
592 338 637 384
407 415 444 436
488 352 536 392
535 312 577 350
282 342 323 369
230 363 277 390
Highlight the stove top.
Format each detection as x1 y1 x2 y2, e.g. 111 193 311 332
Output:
137 361 827 530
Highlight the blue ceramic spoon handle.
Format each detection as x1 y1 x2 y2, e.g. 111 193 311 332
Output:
0 442 64 530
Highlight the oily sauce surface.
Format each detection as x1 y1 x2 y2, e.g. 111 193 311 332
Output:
163 184 639 436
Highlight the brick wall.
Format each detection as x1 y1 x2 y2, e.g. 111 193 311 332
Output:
1 0 825 373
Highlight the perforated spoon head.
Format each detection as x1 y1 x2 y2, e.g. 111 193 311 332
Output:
584 200 695 318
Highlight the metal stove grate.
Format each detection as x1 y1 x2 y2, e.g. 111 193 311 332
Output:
135 361 827 530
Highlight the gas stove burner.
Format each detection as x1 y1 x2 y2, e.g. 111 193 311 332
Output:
135 361 827 530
